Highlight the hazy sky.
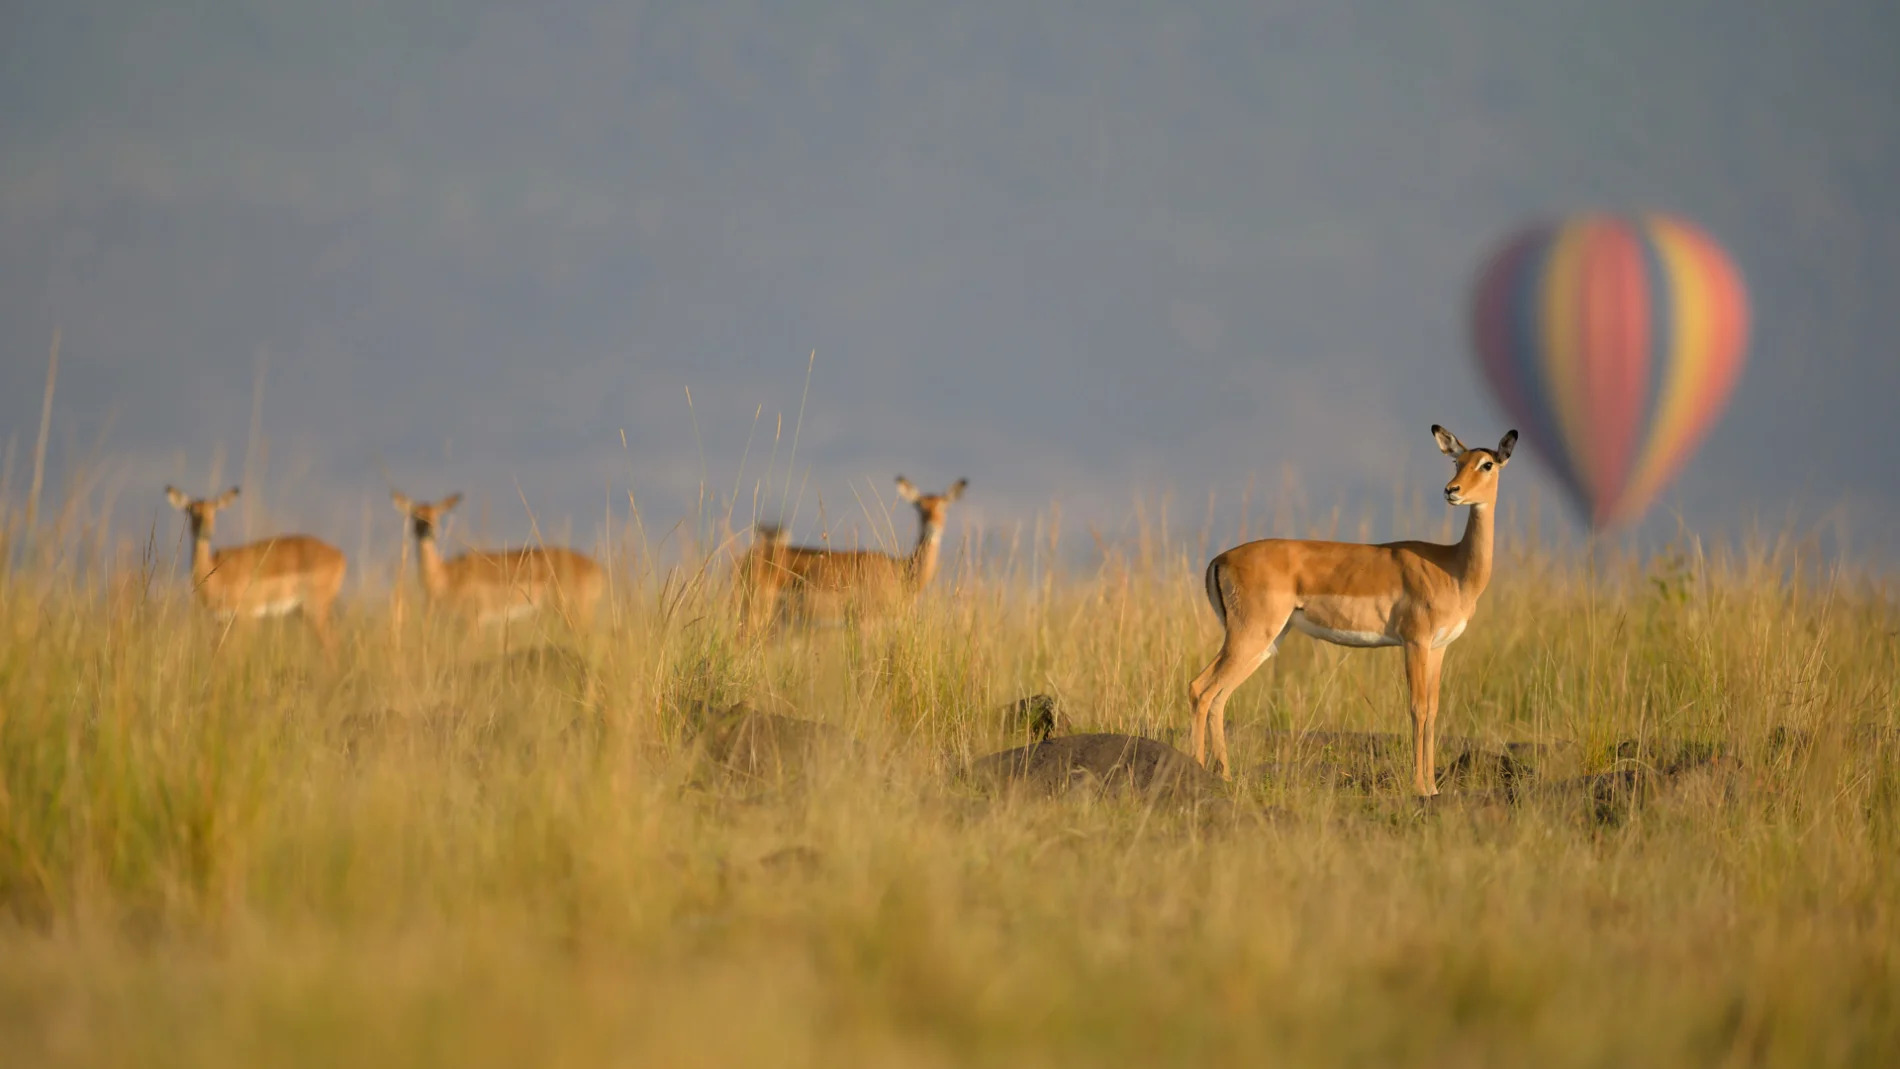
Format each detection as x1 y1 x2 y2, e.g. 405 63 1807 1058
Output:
4 1 1897 577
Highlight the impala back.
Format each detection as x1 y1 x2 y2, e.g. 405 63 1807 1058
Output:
442 546 603 621
201 536 347 619
746 543 911 625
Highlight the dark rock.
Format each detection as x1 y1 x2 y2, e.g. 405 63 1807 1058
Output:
968 733 1222 802
1611 737 1734 775
1248 758 1395 793
1437 747 1533 801
1533 749 1750 827
1248 728 1573 764
689 702 858 781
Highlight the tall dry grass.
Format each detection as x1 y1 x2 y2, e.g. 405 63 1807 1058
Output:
0 473 1897 1068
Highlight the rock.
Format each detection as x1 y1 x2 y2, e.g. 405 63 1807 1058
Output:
968 733 1222 803
689 702 859 781
1531 747 1750 827
1437 747 1534 800
1248 758 1394 793
1237 728 1581 787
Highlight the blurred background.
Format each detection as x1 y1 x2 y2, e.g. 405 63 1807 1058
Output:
3 1 1896 581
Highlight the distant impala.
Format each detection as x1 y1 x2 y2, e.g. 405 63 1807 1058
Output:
165 485 348 654
741 475 967 632
391 491 604 630
1187 426 1518 797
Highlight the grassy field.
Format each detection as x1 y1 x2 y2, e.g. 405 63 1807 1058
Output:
1 506 1897 1067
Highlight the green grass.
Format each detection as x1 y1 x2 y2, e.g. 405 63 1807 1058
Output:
1 520 1897 1067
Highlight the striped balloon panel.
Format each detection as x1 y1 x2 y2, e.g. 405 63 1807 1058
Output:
1469 214 1749 527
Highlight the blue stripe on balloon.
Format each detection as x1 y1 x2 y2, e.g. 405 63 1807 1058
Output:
1505 227 1587 510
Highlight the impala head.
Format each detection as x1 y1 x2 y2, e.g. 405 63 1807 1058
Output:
1434 425 1517 508
166 485 240 539
391 491 464 540
894 476 968 537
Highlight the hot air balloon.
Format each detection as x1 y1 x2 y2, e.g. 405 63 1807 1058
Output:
1469 214 1749 528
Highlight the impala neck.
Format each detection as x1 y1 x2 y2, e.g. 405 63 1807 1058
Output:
907 522 945 589
412 529 450 597
188 524 217 587
1456 502 1496 600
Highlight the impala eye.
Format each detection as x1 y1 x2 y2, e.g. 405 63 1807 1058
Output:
1482 461 1494 472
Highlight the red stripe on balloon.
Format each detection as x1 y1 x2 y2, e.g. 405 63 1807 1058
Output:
1578 218 1651 520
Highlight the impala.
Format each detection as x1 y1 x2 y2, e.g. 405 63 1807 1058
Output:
391 491 605 630
1187 425 1518 797
165 485 348 654
740 475 967 632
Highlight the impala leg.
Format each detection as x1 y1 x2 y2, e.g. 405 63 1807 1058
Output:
1205 655 1262 780
737 567 776 641
306 605 339 663
750 587 780 639
1187 660 1218 767
1403 642 1444 797
1188 607 1289 780
1424 645 1445 793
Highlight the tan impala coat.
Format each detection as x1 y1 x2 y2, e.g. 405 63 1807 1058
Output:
392 492 604 628
741 476 966 631
166 485 347 653
1187 426 1517 796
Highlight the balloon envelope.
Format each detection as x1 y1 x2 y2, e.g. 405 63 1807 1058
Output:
1470 214 1749 528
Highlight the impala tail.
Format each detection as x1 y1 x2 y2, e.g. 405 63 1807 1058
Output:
1203 558 1229 628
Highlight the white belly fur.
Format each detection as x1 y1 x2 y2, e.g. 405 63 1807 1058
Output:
1289 609 1398 649
218 597 303 621
1431 619 1468 649
479 602 541 625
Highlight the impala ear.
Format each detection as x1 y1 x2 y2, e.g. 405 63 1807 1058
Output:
1432 425 1467 457
391 491 413 514
944 478 968 502
439 493 464 511
894 476 920 503
1497 430 1518 462
166 486 190 511
214 487 241 509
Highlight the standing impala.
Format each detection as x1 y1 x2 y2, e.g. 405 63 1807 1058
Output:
740 475 967 632
1187 426 1518 797
391 491 605 630
165 486 348 654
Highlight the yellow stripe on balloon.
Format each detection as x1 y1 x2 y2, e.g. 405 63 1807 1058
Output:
1539 221 1594 502
1616 216 1712 523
